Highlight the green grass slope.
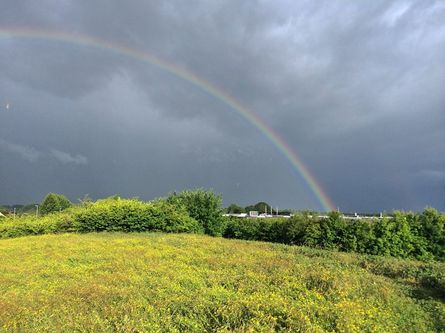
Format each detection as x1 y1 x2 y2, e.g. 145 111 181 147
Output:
0 233 443 332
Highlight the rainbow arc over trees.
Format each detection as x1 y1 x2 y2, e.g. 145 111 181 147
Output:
0 27 335 211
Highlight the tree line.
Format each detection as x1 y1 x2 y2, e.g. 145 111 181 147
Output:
1 190 443 261
223 210 444 261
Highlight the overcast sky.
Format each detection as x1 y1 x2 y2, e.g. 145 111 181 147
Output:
1 1 444 212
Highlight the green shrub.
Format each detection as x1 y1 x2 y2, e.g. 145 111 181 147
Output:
226 203 245 214
223 217 257 239
40 192 72 215
341 218 375 253
0 210 76 239
417 208 445 259
279 213 312 245
303 212 346 250
222 209 445 261
0 198 201 238
74 198 202 234
167 189 225 236
223 217 285 242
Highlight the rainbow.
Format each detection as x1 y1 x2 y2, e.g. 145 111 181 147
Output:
0 27 335 211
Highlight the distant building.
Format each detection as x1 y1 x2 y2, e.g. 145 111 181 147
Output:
249 211 259 217
222 213 247 218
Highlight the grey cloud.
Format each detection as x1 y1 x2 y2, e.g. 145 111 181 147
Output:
0 138 41 162
50 149 88 165
0 1 444 211
0 138 88 165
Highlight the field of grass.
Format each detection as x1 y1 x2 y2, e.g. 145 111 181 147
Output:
0 233 444 332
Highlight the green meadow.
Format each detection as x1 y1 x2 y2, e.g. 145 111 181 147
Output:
1 233 444 332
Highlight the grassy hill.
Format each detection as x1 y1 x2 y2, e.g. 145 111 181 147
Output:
0 233 443 332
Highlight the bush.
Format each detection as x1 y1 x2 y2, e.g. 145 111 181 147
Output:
342 218 375 253
167 189 225 236
222 209 445 261
74 198 202 234
224 217 265 240
303 212 348 250
0 197 202 239
0 210 76 239
226 204 245 214
417 208 445 259
223 217 282 242
281 213 312 245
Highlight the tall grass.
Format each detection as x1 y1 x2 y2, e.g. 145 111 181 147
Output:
0 233 443 332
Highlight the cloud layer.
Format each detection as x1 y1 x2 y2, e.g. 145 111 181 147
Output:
0 139 41 162
0 1 444 210
0 139 88 165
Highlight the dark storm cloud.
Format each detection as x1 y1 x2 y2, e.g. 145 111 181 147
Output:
0 0 444 211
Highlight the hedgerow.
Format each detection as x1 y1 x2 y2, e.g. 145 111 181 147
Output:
0 197 202 238
74 197 202 233
1 191 443 262
0 210 76 239
223 209 445 261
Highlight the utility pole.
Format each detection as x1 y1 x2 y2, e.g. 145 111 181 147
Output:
35 204 39 218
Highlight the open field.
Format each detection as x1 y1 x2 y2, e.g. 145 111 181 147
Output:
0 233 443 332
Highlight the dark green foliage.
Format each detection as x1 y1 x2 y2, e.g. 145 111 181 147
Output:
304 211 348 250
40 193 72 215
417 208 445 259
342 218 375 253
74 198 202 234
244 202 271 214
226 204 245 214
369 213 416 258
223 217 261 240
223 209 445 261
280 213 312 244
224 218 257 240
223 216 310 244
167 189 224 236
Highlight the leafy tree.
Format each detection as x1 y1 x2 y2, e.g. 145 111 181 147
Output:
245 202 271 214
40 193 72 215
167 189 225 236
226 204 245 214
418 208 445 259
304 212 347 250
281 213 312 245
279 209 293 216
254 202 271 213
344 219 374 253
